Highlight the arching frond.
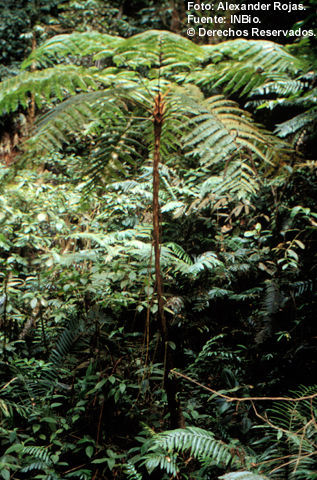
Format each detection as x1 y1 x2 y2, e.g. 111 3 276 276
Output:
165 242 192 266
275 108 317 139
142 426 245 476
22 85 148 168
183 95 280 167
111 29 206 72
22 31 124 69
214 161 260 200
251 74 307 98
0 65 99 113
83 115 145 191
25 94 97 156
191 40 305 97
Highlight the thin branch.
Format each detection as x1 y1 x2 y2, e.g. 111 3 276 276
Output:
0 377 17 391
171 370 317 403
269 450 317 475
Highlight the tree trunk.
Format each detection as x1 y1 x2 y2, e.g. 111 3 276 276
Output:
152 92 185 429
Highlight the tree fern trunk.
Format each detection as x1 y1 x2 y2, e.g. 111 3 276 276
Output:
153 92 184 428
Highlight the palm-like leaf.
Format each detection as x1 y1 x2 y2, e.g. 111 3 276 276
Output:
191 39 306 96
22 31 124 69
110 29 206 72
141 426 247 476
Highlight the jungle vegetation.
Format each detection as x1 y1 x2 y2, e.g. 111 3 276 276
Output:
0 1 316 480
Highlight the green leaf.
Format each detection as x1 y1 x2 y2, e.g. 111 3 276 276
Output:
85 446 94 458
1 470 10 480
32 424 41 433
41 417 58 424
30 297 38 309
92 457 110 464
107 458 116 470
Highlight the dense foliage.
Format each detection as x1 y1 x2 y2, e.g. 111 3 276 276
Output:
0 2 316 480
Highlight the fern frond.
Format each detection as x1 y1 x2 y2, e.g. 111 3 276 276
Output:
22 31 124 69
144 426 244 474
183 95 277 169
251 75 306 98
166 245 223 278
49 317 82 369
191 334 227 366
192 39 305 97
83 114 144 191
275 108 317 138
20 461 49 473
25 97 95 157
23 87 144 164
220 473 269 480
214 161 260 200
0 66 101 113
21 445 52 465
124 462 143 480
263 280 281 316
290 279 314 297
0 63 142 116
112 30 205 72
0 398 32 418
256 386 317 479
165 242 193 266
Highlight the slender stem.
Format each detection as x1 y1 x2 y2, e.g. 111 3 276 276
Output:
172 370 317 403
153 92 167 343
152 92 184 428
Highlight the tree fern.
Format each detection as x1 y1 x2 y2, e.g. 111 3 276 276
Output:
0 32 293 205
